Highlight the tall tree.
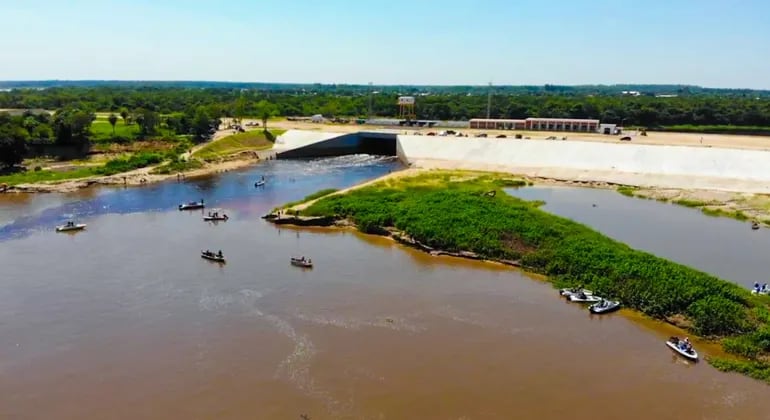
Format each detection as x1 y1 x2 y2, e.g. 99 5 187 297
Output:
120 108 129 125
192 107 214 142
135 109 159 138
255 100 278 131
108 113 118 135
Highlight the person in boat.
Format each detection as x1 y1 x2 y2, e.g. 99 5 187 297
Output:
681 337 691 351
577 291 587 300
762 283 768 293
217 250 223 258
754 282 761 292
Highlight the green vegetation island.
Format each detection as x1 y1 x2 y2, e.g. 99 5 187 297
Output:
267 170 770 384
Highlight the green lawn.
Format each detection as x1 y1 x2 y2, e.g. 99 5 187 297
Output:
0 167 99 185
193 129 284 160
91 120 138 142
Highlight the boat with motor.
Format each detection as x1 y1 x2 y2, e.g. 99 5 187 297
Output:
203 210 228 221
290 256 313 268
559 287 594 297
666 336 698 361
179 199 205 210
56 221 87 232
567 293 603 303
589 299 621 314
201 250 225 263
255 176 266 187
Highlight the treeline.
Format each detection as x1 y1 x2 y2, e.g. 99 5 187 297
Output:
0 105 223 167
2 87 770 127
2 81 770 97
0 110 94 167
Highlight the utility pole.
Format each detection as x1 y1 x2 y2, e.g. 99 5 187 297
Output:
486 81 492 119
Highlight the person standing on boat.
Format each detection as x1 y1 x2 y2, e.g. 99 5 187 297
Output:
217 250 223 258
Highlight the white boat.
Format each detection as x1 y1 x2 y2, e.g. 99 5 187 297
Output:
203 211 228 221
56 222 86 232
201 251 225 263
255 180 266 187
751 284 769 295
666 337 698 361
559 287 593 297
290 257 313 268
568 294 602 303
589 300 621 314
179 200 205 210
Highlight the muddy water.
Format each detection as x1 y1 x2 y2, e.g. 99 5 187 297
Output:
507 186 770 288
1 164 768 419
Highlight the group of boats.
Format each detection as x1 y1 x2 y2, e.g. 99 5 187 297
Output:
560 287 698 361
199 251 313 268
559 287 621 314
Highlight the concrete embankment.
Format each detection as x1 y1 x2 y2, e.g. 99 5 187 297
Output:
272 130 770 193
395 136 770 193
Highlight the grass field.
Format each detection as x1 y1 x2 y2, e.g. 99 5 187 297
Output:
193 129 284 160
90 120 138 142
0 167 99 185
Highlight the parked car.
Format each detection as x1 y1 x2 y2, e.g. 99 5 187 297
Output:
427 132 436 136
496 134 507 138
620 136 632 141
476 133 488 138
446 130 457 135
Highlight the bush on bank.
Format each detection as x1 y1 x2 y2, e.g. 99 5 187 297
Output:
299 171 770 380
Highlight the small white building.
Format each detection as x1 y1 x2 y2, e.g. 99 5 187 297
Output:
599 123 618 135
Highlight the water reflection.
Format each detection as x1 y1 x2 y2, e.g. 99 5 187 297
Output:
507 186 768 287
0 155 401 241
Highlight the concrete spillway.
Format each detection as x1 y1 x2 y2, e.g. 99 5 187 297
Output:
274 130 770 193
275 130 396 158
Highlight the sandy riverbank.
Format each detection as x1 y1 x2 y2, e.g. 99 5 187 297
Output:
5 155 268 194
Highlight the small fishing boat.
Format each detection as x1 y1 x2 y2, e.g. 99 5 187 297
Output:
567 294 603 303
56 221 86 232
203 210 228 221
751 221 760 230
559 287 593 297
255 180 266 187
179 200 205 210
751 283 769 295
290 256 313 268
666 337 698 361
589 299 621 314
201 250 225 263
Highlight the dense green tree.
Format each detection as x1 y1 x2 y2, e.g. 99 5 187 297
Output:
120 108 129 125
135 109 159 137
255 100 278 131
192 107 214 142
108 113 118 135
0 123 29 167
53 109 94 147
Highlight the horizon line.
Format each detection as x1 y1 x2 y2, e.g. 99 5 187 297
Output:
1 79 768 91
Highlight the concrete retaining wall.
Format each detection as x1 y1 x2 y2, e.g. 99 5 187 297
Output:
396 135 770 192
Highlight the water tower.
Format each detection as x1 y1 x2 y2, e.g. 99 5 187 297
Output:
398 96 416 121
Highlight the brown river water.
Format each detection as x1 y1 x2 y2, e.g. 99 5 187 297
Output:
1 159 768 419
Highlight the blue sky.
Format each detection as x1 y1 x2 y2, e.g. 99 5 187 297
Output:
1 0 769 88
